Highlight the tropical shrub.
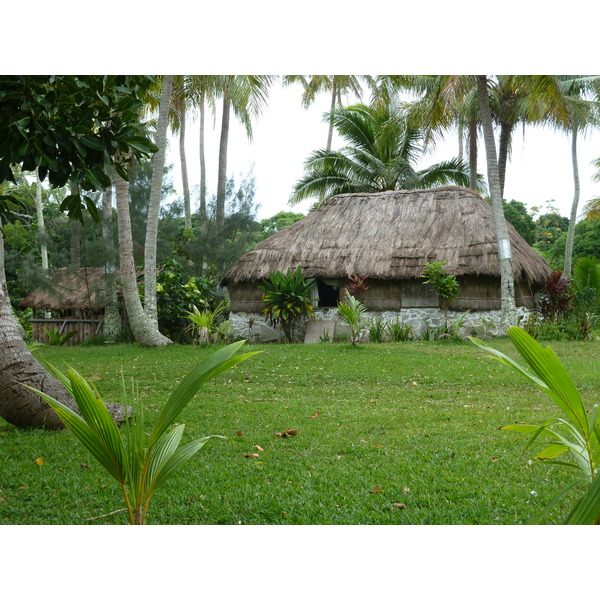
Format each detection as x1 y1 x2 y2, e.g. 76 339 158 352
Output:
386 318 413 342
42 327 78 346
346 274 369 296
539 270 575 321
25 341 259 524
368 316 386 343
184 302 227 345
155 259 219 343
421 261 459 316
337 289 368 346
470 327 600 524
259 266 315 343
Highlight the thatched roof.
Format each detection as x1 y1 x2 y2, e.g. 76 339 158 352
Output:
20 267 107 311
222 187 551 286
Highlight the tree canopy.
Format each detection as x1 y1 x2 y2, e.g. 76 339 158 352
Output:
0 75 158 221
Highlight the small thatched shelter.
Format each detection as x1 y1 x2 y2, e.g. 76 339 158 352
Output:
20 267 111 345
222 187 551 316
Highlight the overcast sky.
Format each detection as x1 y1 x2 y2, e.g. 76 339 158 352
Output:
166 79 600 222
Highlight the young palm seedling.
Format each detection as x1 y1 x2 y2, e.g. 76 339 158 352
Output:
26 341 260 524
470 327 599 524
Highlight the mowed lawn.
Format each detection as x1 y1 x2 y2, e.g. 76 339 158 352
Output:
1 338 598 525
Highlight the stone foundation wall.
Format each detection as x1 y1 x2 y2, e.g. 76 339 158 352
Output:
229 306 533 343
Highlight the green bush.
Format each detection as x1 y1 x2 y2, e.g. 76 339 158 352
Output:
421 261 460 316
259 266 315 343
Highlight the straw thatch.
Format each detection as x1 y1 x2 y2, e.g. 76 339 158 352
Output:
222 187 551 311
20 267 107 312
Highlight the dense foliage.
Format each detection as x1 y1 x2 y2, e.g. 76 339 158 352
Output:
259 266 315 343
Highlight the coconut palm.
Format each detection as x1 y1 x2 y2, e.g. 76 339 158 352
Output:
476 75 517 329
187 76 219 226
214 76 274 245
289 102 476 205
283 76 367 150
529 76 600 276
143 75 174 330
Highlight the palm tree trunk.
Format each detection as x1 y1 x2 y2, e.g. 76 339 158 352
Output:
35 170 49 272
564 126 580 277
476 76 516 329
468 116 478 190
180 102 191 230
69 184 81 268
216 94 231 243
144 75 173 329
497 122 512 199
102 185 122 339
0 278 128 428
199 93 207 226
115 172 171 347
326 79 337 151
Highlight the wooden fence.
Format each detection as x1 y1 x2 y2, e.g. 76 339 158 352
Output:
31 317 104 346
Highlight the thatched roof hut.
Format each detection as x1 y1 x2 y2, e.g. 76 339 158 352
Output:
20 267 107 312
223 187 551 313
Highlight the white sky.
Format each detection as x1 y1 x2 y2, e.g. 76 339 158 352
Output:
166 80 600 221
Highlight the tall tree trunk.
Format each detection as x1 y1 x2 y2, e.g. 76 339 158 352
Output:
564 126 580 277
144 75 173 329
115 172 171 347
102 184 122 339
458 120 464 162
69 184 82 268
326 78 337 151
180 102 191 230
468 116 478 190
477 75 516 330
497 121 512 199
216 94 231 244
35 171 49 272
199 93 207 226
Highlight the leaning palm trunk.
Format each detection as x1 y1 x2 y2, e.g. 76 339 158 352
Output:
563 126 580 277
0 283 127 429
115 173 171 347
477 76 516 329
144 75 173 329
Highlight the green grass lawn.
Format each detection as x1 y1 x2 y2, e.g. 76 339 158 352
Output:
1 338 598 525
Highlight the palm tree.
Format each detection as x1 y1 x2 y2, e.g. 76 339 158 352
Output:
289 102 476 205
476 75 517 329
144 75 173 330
114 165 171 346
168 76 192 230
214 76 274 246
516 76 599 276
283 76 366 150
